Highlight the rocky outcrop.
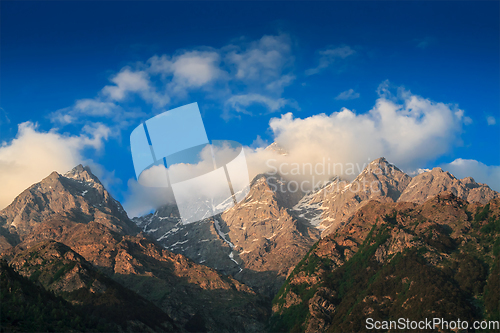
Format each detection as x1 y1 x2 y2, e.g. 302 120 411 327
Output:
133 205 240 278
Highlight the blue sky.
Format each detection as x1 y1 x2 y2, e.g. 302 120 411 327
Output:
1 1 499 215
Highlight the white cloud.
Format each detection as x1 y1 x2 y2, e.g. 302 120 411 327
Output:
225 35 293 84
441 158 500 192
335 89 360 100
121 80 477 215
79 123 112 149
242 82 469 187
50 99 123 125
265 74 295 93
74 99 118 117
50 98 146 134
52 34 297 126
221 34 296 116
170 52 222 86
305 45 355 76
250 135 268 149
224 93 299 117
148 50 224 98
127 34 295 116
487 116 496 125
101 68 169 107
122 178 175 217
0 122 110 209
102 68 150 100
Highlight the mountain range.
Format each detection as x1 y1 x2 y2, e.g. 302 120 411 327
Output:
0 152 498 332
134 157 497 297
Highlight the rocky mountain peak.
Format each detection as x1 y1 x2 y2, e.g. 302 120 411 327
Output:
265 142 288 155
398 167 497 205
63 164 101 185
295 157 498 237
219 174 319 295
0 165 137 250
365 157 403 175
134 172 319 296
245 173 304 209
429 166 453 177
461 176 482 189
311 157 411 235
370 156 389 164
461 176 476 183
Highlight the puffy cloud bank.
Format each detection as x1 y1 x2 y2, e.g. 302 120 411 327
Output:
244 83 470 186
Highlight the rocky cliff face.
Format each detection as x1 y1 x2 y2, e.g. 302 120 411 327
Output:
133 205 240 278
221 175 319 296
